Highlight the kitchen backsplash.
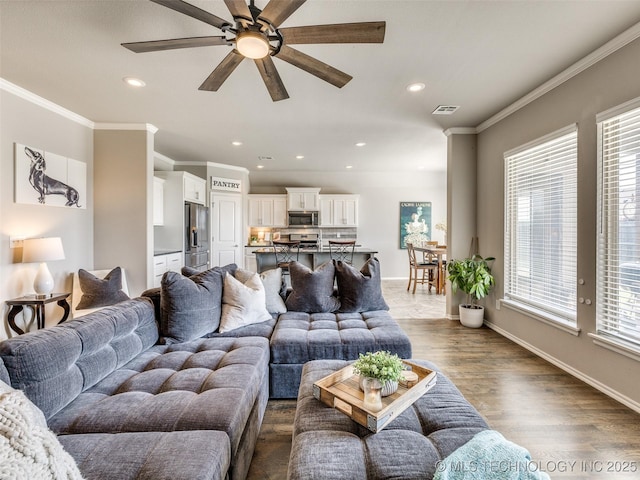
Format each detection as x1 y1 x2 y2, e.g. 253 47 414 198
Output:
249 226 357 245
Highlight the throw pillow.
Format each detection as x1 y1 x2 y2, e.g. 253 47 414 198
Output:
160 267 227 343
335 257 389 312
235 267 287 314
285 261 340 313
0 380 85 480
219 272 272 333
76 267 129 310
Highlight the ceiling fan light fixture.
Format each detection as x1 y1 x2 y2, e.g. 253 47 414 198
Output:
236 31 270 59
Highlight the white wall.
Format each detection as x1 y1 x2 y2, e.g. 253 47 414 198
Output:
0 85 93 339
249 169 447 278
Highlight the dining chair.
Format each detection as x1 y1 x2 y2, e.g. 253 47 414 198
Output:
406 242 438 294
328 240 356 264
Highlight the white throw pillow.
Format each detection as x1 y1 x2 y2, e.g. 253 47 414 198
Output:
234 268 286 314
0 380 85 479
219 272 272 333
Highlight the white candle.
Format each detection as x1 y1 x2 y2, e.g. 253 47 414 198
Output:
363 390 382 412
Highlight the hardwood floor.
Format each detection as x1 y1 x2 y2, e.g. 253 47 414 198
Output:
246 280 640 479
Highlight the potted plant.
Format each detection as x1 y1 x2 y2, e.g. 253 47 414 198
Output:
352 350 404 397
447 254 495 328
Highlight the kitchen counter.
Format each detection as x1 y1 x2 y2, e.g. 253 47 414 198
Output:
154 249 182 256
255 247 378 273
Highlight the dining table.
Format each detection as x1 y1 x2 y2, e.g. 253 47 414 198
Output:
413 244 447 294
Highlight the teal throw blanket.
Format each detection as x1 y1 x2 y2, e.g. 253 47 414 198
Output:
433 430 551 480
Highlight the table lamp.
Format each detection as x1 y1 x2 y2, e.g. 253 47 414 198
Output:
22 237 65 298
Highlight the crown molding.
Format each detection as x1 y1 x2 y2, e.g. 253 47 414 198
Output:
206 161 249 173
477 21 640 133
94 123 158 134
1 78 94 128
444 127 477 137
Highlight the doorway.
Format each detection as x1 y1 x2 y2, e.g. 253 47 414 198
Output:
210 193 243 267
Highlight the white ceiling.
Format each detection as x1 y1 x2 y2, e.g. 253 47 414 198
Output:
2 0 640 173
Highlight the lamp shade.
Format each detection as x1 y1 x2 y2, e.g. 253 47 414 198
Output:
22 237 65 263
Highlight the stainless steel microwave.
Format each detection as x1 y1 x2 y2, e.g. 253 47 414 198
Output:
288 211 319 227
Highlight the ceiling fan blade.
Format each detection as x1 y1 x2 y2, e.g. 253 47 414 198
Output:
199 50 244 91
258 0 306 28
276 45 352 88
254 56 289 102
151 0 231 30
122 36 230 53
223 0 252 21
279 21 386 44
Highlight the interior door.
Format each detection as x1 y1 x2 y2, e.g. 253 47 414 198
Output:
211 193 242 267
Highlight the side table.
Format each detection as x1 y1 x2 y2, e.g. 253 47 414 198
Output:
6 293 71 335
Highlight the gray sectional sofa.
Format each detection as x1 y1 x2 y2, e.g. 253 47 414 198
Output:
0 259 412 480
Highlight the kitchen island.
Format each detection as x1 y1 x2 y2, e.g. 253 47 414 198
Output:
254 246 378 273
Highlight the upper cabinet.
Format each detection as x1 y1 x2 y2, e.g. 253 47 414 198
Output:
248 195 287 227
183 173 207 205
319 195 359 227
153 176 165 226
286 187 321 211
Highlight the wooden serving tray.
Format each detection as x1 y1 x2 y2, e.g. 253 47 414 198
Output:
312 360 437 433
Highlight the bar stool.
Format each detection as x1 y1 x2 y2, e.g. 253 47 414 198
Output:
272 240 300 281
328 240 356 264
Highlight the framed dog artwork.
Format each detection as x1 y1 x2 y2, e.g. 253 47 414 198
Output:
14 143 86 209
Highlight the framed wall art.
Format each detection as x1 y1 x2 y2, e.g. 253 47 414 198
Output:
14 143 86 209
399 201 431 249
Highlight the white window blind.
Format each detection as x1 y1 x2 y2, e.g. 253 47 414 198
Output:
504 127 578 323
597 101 640 347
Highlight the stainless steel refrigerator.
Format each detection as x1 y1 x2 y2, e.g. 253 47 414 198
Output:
185 202 209 271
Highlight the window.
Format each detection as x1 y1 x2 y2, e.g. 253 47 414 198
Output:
504 126 578 325
597 99 640 348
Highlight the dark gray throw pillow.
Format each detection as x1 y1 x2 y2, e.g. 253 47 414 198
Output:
285 261 340 313
76 267 129 310
335 257 389 313
160 264 237 343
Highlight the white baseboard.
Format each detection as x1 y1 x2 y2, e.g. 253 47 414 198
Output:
485 321 640 415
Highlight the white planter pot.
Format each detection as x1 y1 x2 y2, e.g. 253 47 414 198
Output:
459 304 484 328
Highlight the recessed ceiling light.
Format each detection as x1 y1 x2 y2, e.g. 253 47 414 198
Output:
407 82 425 92
232 141 243 146
346 165 353 169
355 142 366 147
123 77 145 87
296 155 305 159
257 165 264 169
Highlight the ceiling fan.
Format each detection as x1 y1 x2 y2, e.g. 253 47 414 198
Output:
122 0 386 101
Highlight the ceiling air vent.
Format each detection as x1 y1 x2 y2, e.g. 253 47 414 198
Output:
258 156 274 161
432 105 459 115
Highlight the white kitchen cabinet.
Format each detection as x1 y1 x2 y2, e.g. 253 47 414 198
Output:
153 177 165 226
153 252 183 288
183 173 206 205
244 246 264 272
248 195 287 227
286 187 320 211
319 195 359 227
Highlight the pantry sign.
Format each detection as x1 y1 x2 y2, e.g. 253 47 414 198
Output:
211 176 242 193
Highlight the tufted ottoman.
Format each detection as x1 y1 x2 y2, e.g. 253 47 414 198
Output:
269 311 412 398
288 359 489 480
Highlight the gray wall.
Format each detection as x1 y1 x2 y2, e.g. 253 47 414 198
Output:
476 37 640 409
0 87 93 339
94 128 155 296
249 169 447 279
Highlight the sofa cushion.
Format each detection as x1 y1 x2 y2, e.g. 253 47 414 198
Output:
0 298 158 419
0 380 84 480
285 261 340 313
76 267 129 310
59 431 230 480
160 264 236 343
335 258 389 313
46 336 270 465
219 272 272 333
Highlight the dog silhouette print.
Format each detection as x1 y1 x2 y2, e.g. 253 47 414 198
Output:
25 147 81 207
